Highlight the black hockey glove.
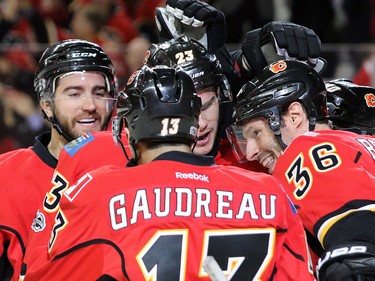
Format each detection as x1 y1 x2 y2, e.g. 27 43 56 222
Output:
240 21 325 78
155 0 226 51
317 242 375 281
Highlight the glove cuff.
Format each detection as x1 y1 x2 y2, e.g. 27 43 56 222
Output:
317 242 375 281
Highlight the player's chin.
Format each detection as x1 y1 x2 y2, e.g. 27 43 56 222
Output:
193 141 213 156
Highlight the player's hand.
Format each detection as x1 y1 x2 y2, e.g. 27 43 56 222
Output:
317 242 375 281
241 21 325 77
155 0 226 51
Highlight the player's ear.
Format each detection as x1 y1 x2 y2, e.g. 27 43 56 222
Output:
40 100 53 118
286 101 305 128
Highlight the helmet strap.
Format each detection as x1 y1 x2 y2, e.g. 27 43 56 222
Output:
191 138 198 153
49 115 74 142
267 108 287 149
40 107 74 142
275 133 287 149
112 117 137 166
126 138 139 167
308 115 317 132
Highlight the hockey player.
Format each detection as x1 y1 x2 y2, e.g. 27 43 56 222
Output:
227 59 375 280
0 39 117 280
24 65 315 280
144 35 266 171
325 78 375 135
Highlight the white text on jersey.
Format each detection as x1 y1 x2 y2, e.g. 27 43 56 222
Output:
175 172 209 182
109 188 277 230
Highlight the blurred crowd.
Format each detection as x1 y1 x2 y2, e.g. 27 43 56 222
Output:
0 0 375 153
0 0 163 152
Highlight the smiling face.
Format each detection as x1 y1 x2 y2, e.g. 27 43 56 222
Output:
241 118 284 174
237 101 315 173
43 71 114 140
193 88 220 155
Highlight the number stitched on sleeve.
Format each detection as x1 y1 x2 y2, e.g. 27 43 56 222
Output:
44 172 69 213
48 209 68 252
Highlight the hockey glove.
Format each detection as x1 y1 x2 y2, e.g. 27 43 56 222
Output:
155 0 226 51
241 21 326 78
317 242 375 281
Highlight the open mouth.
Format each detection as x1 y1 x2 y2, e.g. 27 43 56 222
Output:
198 132 209 141
77 118 96 125
259 154 276 173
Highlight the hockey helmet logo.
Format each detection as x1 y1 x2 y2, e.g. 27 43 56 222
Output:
364 93 375 107
143 50 151 64
127 70 140 85
70 52 97 58
269 61 287 74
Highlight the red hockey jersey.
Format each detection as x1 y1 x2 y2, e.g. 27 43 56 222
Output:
23 131 128 279
272 130 375 261
0 133 56 281
28 152 315 281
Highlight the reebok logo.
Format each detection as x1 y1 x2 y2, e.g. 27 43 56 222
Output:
175 172 209 183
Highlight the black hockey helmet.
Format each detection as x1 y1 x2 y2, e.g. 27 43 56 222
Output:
325 79 375 135
34 39 117 101
144 35 232 103
116 65 201 146
231 60 327 147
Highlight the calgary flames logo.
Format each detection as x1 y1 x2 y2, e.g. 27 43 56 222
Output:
127 70 139 85
269 61 287 73
143 50 151 64
364 93 375 107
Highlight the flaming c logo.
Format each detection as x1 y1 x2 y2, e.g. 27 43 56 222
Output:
364 93 375 107
143 50 151 64
269 61 287 73
127 70 139 85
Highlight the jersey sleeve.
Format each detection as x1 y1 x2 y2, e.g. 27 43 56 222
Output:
25 169 127 281
23 132 128 279
0 148 55 281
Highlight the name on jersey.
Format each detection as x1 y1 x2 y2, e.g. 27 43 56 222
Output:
109 188 277 230
356 137 375 159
